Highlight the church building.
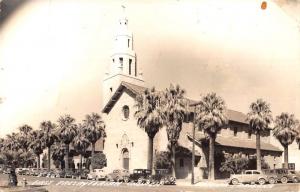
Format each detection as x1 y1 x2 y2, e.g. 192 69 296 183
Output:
101 8 283 179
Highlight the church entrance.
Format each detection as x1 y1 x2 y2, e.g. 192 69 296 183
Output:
122 148 129 170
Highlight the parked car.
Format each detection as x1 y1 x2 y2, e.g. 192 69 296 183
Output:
87 169 107 180
105 169 130 182
28 168 39 176
55 170 65 178
46 170 57 178
269 168 299 183
288 170 300 183
37 169 48 177
15 168 25 174
128 169 152 184
65 170 74 178
229 170 273 185
3 167 12 174
150 169 176 185
18 169 30 176
72 170 88 180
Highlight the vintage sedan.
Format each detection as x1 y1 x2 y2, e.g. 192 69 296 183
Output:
105 169 130 182
229 170 275 185
87 169 107 180
128 169 152 183
269 169 299 183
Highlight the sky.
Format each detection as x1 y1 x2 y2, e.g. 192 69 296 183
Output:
0 0 300 137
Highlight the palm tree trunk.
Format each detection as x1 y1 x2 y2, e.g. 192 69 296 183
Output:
171 143 176 178
91 142 95 170
64 144 69 171
79 154 83 173
37 154 40 169
256 132 261 171
284 145 288 169
147 136 154 171
48 147 51 172
208 136 215 180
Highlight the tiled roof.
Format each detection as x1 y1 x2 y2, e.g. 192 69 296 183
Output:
188 133 282 152
102 81 247 125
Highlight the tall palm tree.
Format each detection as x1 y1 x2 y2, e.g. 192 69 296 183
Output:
57 114 78 171
273 113 299 169
29 130 44 169
160 84 188 177
72 124 90 172
195 92 228 180
51 141 65 169
247 99 272 171
135 87 164 171
83 113 106 170
18 125 33 168
40 121 57 171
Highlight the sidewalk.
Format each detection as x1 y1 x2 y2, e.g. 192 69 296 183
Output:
176 179 228 187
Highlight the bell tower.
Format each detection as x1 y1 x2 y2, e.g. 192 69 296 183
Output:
103 6 144 105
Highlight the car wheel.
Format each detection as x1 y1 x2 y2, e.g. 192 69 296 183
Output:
281 177 288 184
231 178 239 185
123 177 129 183
95 176 99 181
258 178 266 185
137 178 143 184
159 179 165 185
145 179 151 185
293 177 299 183
268 177 276 184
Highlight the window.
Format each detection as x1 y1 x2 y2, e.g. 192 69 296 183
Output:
233 127 238 137
110 87 113 92
245 171 252 174
129 59 132 75
119 57 123 67
112 59 114 63
248 130 252 139
122 105 130 120
253 171 260 174
128 39 130 48
179 159 184 167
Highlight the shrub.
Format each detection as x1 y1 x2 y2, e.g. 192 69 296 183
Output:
154 151 172 170
91 152 107 169
220 152 249 174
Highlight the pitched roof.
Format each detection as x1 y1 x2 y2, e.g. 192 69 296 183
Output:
187 133 282 152
102 81 248 124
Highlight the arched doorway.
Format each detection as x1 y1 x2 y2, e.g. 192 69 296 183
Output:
122 148 129 170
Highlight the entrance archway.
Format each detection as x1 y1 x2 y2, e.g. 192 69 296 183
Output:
122 148 129 170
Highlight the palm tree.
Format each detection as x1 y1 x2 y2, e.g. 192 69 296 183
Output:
18 125 33 168
83 113 106 170
247 99 272 171
273 113 299 169
29 130 44 169
72 124 90 173
195 92 228 180
40 121 57 171
51 141 65 169
57 114 78 171
134 87 164 171
160 84 188 177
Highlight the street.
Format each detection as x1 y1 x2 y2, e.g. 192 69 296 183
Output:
1 174 300 192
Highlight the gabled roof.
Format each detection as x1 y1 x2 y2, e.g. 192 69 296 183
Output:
186 133 282 152
102 81 248 124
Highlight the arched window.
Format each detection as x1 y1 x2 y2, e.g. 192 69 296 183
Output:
122 105 130 120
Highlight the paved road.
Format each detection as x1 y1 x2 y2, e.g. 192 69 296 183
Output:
0 174 300 192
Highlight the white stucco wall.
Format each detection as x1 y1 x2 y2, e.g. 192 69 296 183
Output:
103 91 148 173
